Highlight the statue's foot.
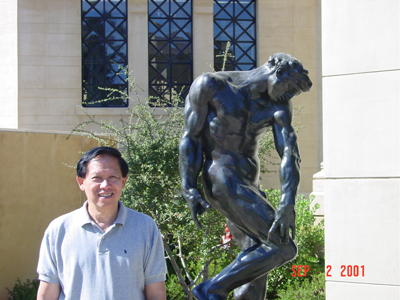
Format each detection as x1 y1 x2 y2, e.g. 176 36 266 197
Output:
192 281 226 300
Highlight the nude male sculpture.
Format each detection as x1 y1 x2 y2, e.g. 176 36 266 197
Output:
179 53 312 300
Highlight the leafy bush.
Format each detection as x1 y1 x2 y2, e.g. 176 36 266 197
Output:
266 189 325 299
277 272 325 300
6 278 39 300
165 274 186 300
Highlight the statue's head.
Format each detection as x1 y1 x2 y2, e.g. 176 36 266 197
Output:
266 53 312 102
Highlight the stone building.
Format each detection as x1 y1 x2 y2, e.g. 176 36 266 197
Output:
0 0 321 193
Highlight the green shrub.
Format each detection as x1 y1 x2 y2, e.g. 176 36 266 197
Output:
165 274 186 300
266 189 325 299
277 272 325 300
6 278 39 300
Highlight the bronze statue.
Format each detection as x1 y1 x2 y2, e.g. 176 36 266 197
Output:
179 53 312 300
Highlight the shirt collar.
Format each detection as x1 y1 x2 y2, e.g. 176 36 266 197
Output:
114 201 127 225
78 201 127 227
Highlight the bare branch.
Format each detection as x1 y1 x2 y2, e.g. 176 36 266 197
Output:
178 235 194 284
191 259 212 287
163 238 192 299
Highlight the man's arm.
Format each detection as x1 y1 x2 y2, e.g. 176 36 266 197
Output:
179 74 214 228
268 101 301 244
37 281 61 300
145 281 166 300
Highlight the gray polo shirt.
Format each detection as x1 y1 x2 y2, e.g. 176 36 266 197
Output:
37 201 167 300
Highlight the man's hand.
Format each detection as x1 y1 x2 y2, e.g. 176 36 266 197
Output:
182 188 211 229
268 205 296 244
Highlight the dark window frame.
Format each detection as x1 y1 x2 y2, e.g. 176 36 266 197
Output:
214 0 257 72
148 0 193 105
81 0 129 107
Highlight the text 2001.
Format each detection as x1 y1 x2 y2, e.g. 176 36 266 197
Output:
326 265 365 277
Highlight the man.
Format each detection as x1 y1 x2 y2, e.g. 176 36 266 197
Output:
179 53 312 300
37 147 167 300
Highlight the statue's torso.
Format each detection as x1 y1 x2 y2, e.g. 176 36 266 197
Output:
199 73 276 185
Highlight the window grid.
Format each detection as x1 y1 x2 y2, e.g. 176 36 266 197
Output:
82 0 128 107
214 0 257 72
148 0 193 104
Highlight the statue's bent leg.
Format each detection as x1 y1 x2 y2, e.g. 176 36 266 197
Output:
197 170 297 300
192 240 297 300
227 219 268 300
232 275 268 300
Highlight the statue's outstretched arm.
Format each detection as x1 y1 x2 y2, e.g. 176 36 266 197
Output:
179 77 212 228
268 101 301 244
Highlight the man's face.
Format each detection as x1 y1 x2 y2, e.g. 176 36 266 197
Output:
76 155 127 211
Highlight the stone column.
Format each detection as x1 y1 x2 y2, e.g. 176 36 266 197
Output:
129 0 149 97
311 162 325 224
322 0 400 298
193 0 214 77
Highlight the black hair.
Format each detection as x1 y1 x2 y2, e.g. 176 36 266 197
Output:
76 147 129 178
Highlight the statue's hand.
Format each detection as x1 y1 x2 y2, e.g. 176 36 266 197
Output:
182 188 211 229
268 205 296 244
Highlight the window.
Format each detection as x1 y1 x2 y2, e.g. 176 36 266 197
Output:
82 0 128 107
214 0 257 71
148 0 193 104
